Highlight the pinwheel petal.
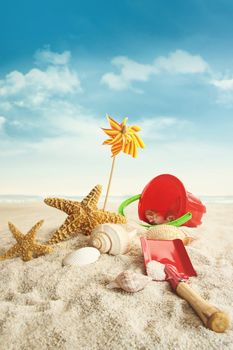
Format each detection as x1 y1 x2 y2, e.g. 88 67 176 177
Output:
133 133 145 148
101 128 119 138
107 115 122 131
123 140 131 154
103 139 113 145
130 125 141 132
111 142 123 156
131 134 140 148
108 133 122 145
121 117 128 127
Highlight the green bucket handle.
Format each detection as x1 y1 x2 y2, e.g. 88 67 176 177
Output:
118 194 192 228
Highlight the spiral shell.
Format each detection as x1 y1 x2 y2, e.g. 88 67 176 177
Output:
107 270 152 293
145 224 193 245
90 223 136 255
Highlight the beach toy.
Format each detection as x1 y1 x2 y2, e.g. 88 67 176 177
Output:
90 223 137 255
145 224 194 245
107 270 152 293
140 237 197 277
102 115 145 210
165 264 230 333
118 174 206 228
140 238 230 333
62 247 100 267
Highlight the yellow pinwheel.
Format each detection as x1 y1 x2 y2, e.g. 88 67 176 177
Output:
102 115 145 158
102 115 145 210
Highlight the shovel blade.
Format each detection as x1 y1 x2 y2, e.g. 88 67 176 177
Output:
140 237 197 278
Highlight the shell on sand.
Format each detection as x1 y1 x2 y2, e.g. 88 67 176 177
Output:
90 223 137 255
62 247 100 266
107 270 152 293
145 224 193 245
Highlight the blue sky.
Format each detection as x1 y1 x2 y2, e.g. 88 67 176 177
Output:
0 0 233 196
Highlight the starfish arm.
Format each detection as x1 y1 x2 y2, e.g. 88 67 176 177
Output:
44 198 80 215
21 249 33 262
0 243 20 261
47 215 82 245
33 243 53 257
8 222 24 243
94 209 127 225
81 185 102 209
27 220 44 240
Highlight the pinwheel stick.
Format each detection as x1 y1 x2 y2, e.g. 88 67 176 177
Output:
103 156 116 211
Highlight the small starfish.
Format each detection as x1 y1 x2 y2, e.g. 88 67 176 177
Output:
44 184 127 244
0 220 53 262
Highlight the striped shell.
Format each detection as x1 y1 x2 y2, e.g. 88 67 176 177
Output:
145 224 193 245
90 224 136 255
107 270 152 293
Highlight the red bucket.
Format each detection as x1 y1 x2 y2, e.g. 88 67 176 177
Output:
138 174 206 227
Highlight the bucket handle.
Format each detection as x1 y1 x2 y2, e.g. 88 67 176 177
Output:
118 194 192 228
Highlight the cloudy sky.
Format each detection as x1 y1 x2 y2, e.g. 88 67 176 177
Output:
0 0 233 197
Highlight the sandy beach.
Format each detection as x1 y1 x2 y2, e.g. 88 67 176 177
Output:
0 201 233 350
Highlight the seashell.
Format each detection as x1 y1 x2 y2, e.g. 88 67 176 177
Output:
107 270 152 293
144 224 193 245
62 247 100 266
145 210 166 224
146 260 166 281
90 223 137 255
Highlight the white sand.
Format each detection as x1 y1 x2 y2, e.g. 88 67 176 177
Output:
0 202 233 350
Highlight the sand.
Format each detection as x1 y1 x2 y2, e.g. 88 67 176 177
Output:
0 201 233 350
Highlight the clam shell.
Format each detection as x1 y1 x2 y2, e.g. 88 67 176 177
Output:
62 247 100 266
107 270 152 293
145 224 192 245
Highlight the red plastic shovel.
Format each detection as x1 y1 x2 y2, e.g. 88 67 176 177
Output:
140 237 230 333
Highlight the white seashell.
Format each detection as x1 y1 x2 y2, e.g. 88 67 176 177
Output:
62 247 100 266
90 223 137 255
146 260 166 281
145 224 192 245
107 270 152 293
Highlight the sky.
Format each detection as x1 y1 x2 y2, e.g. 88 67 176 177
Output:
0 0 233 197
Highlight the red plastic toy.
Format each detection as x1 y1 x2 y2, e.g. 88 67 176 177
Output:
138 174 206 227
140 237 197 277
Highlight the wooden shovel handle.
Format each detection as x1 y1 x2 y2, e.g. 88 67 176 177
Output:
176 282 230 333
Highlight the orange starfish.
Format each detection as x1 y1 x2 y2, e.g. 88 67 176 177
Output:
44 185 127 244
0 220 53 262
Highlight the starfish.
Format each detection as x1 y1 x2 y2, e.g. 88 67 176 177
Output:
0 220 53 262
44 184 127 244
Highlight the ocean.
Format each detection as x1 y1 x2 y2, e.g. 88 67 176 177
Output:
0 195 233 204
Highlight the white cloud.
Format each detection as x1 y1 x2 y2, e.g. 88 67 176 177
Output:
0 50 81 109
155 50 209 74
210 78 233 91
34 47 71 65
210 76 233 106
0 115 6 130
101 50 209 91
0 67 81 99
